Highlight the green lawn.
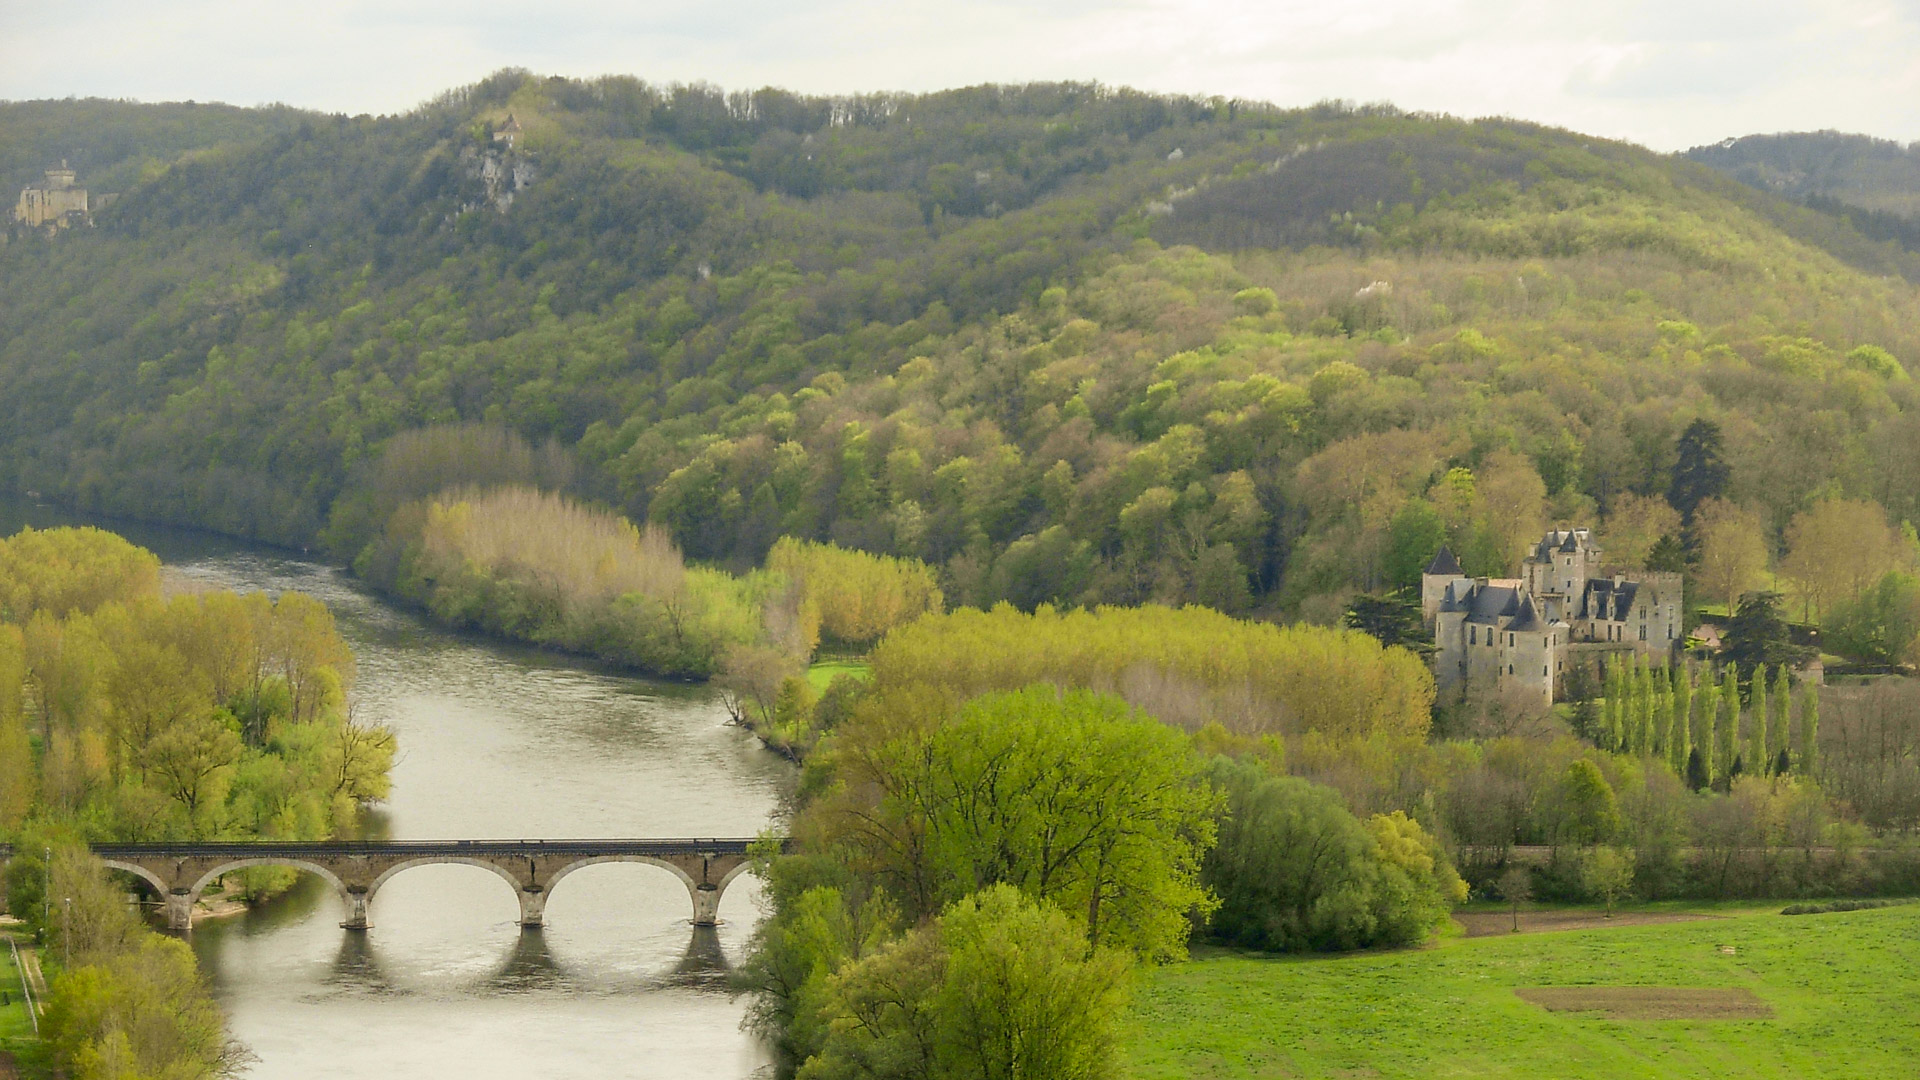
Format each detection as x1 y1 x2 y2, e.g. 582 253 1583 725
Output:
1124 904 1920 1079
806 660 870 693
0 938 38 1047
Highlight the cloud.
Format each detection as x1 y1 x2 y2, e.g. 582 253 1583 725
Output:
2 0 1918 150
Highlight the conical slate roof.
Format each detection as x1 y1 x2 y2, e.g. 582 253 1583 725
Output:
1424 546 1462 575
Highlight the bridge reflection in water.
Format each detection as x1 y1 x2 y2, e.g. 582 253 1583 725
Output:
67 840 767 932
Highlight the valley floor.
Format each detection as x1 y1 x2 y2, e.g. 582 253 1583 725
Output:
1124 902 1920 1079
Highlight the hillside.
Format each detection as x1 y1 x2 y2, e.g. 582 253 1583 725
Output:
1687 131 1920 255
1686 131 1920 218
4 71 1920 623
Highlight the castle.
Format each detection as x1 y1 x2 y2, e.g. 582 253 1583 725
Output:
1422 528 1682 707
13 161 92 230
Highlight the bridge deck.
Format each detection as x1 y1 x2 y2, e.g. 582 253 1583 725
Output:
4 839 769 858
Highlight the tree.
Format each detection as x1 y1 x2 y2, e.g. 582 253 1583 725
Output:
1824 571 1920 666
1695 674 1721 790
1769 664 1793 774
1669 419 1729 523
1669 665 1693 778
1780 497 1907 622
1718 666 1741 784
1692 498 1768 613
1383 500 1447 590
1721 592 1815 679
1748 665 1769 778
1498 865 1532 933
1557 760 1619 846
801 885 1129 1080
815 686 1217 961
1582 845 1636 917
1604 493 1683 571
1202 759 1462 952
1797 680 1820 779
1342 593 1434 657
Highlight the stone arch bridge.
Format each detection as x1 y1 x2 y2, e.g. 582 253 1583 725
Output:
75 839 770 932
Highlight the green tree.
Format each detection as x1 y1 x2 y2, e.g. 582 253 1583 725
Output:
814 686 1217 961
1582 845 1636 916
801 885 1130 1080
1722 593 1814 681
1669 419 1729 523
1718 666 1741 783
1558 759 1619 846
1797 681 1820 778
1201 759 1461 952
1342 592 1434 657
1669 665 1693 778
1383 500 1447 589
1749 665 1769 778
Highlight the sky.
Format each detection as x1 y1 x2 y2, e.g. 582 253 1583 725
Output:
4 0 1919 152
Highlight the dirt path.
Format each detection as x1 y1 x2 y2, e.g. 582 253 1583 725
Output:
1455 909 1723 937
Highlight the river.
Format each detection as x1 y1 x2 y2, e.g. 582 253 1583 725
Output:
0 499 797 1078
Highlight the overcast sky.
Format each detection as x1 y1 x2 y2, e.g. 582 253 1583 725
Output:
4 0 1917 152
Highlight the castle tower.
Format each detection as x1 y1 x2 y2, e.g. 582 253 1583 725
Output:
1420 546 1471 623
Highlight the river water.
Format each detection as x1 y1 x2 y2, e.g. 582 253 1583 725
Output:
0 500 797 1078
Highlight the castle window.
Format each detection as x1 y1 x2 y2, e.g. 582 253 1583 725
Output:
1508 633 1515 647
1639 626 1646 641
1470 626 1477 644
1507 664 1514 675
1543 666 1549 677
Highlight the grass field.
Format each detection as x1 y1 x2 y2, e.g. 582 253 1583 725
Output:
0 937 38 1058
1123 903 1920 1079
806 660 870 693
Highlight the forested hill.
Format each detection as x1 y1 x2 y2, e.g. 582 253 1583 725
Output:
5 71 1920 622
1686 131 1920 218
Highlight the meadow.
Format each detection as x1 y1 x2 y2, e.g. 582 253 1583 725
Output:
1124 903 1920 1079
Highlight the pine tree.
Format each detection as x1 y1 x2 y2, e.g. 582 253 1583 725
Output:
1769 665 1792 773
1748 664 1769 775
1669 664 1692 777
1797 680 1820 778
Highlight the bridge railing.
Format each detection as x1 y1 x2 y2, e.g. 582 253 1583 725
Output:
1 838 786 859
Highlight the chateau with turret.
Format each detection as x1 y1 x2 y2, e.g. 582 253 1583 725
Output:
1422 528 1682 707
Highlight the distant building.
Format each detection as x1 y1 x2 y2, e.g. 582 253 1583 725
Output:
492 114 523 151
1423 528 1683 707
13 161 92 230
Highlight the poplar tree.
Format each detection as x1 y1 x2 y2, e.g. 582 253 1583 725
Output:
1748 665 1769 775
1719 666 1741 781
1651 664 1671 757
1604 661 1624 751
1635 658 1655 754
1797 680 1820 778
1770 665 1792 773
1669 664 1692 777
1695 675 1720 789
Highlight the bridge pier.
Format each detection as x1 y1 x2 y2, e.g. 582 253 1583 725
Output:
691 883 721 927
340 888 372 931
165 890 195 932
518 887 547 929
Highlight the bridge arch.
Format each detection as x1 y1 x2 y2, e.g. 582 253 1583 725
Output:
98 860 172 900
186 858 353 904
543 854 701 898
541 855 754 927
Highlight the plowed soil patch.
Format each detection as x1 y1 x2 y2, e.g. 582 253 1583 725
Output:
1515 986 1773 1019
